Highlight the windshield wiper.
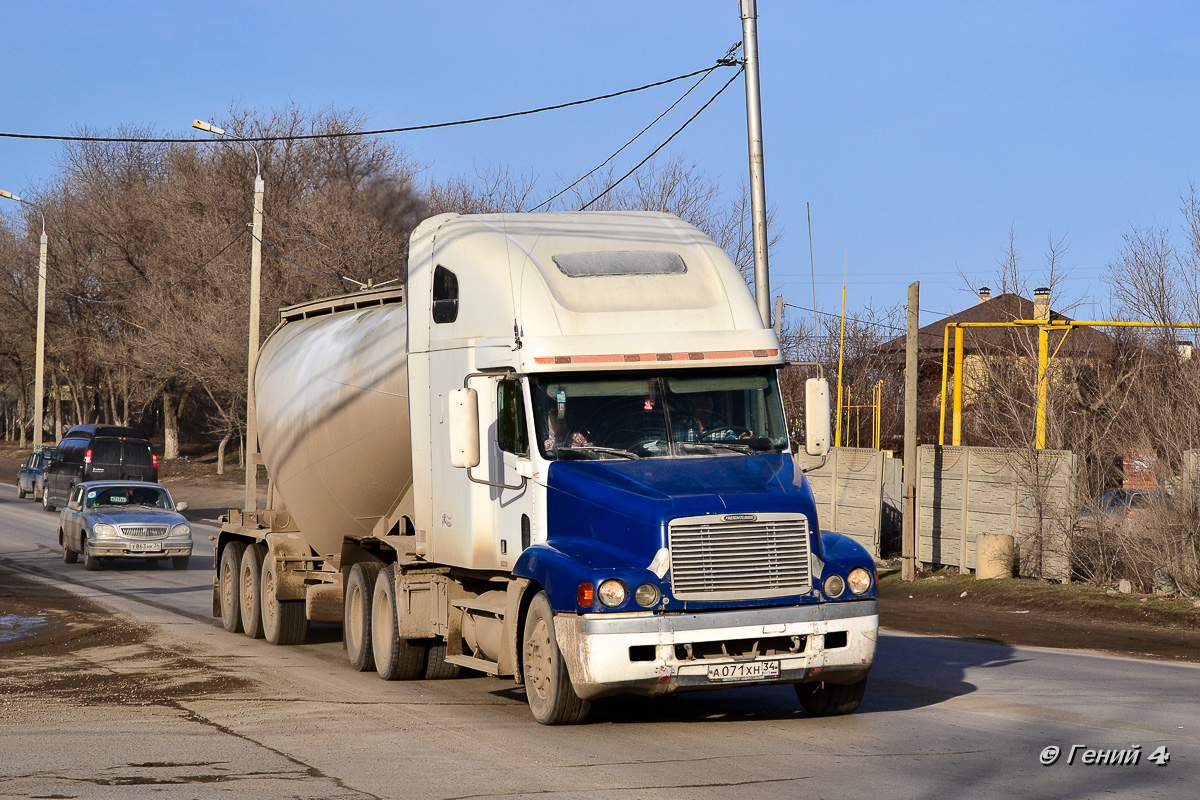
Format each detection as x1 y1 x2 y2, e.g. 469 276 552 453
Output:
564 445 640 460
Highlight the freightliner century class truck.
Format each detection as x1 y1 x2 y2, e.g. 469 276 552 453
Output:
214 210 878 724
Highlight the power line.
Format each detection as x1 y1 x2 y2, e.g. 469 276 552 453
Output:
531 47 732 212
0 61 738 145
581 67 743 211
251 232 344 284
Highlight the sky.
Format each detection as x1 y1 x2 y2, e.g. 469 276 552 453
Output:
2 1 1198 328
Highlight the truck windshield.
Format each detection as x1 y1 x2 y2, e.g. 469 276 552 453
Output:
530 368 789 461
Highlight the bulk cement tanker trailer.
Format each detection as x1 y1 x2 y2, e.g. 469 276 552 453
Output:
214 210 878 724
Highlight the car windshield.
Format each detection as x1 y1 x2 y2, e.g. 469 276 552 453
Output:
87 486 171 510
530 368 789 461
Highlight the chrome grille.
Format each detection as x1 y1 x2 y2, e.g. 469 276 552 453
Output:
668 513 811 601
119 525 169 539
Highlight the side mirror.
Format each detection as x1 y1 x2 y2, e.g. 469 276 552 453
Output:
804 377 831 457
176 501 189 512
448 388 481 468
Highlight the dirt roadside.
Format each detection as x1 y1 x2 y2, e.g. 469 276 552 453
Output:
1 444 1198 666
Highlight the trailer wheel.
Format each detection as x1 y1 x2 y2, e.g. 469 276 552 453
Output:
345 561 382 671
371 565 424 680
219 541 247 633
261 551 307 645
239 544 267 639
522 592 590 725
795 678 867 716
423 642 461 680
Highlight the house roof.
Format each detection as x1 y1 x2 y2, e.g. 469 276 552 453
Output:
879 292 1114 356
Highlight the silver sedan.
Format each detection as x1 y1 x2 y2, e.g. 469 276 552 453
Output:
58 481 192 571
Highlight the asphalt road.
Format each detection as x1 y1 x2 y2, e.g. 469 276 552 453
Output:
0 488 1196 800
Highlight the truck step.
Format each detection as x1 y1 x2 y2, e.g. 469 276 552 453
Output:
450 595 507 617
444 654 500 675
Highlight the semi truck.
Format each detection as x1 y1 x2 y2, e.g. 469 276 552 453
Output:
214 210 878 724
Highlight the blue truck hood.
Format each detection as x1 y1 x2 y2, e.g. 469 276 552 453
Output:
513 453 828 612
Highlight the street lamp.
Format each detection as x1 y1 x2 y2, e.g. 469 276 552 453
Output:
0 189 48 450
193 119 264 512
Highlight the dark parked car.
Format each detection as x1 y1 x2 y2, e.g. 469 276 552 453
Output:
43 425 158 512
58 481 191 570
16 446 55 500
1090 488 1156 519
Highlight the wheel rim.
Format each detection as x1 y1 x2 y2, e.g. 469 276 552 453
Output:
241 558 257 611
347 583 364 652
372 585 393 652
261 567 276 630
524 616 552 702
221 558 236 614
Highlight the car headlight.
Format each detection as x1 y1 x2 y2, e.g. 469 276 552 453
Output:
170 523 191 539
597 579 627 608
847 566 873 595
92 523 118 539
633 583 660 607
823 574 845 598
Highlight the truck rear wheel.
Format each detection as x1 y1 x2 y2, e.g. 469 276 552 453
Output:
219 541 247 633
522 592 590 725
371 565 425 680
261 552 307 645
239 544 268 639
423 642 461 680
345 561 382 671
795 678 867 716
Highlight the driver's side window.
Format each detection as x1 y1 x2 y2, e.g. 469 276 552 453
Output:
497 380 528 456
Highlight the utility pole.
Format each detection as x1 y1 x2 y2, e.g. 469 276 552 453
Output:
902 281 919 581
0 190 48 449
192 119 264 512
740 0 771 327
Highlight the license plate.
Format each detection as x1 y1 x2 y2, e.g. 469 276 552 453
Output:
706 660 780 682
128 542 162 552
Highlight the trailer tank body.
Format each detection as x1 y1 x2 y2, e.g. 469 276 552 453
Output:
253 299 411 556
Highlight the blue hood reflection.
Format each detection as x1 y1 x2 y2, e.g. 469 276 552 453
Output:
513 454 824 611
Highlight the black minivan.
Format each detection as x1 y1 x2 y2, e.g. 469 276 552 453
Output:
42 425 158 512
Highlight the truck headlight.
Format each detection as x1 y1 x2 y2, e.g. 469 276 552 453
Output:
823 574 845 598
847 567 873 595
634 583 660 607
170 523 191 539
597 579 627 608
92 523 118 539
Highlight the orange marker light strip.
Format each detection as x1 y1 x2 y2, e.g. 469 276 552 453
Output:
577 582 594 608
535 349 778 365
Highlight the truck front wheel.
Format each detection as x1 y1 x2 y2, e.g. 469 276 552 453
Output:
795 678 867 716
219 541 247 634
371 565 425 680
522 592 590 725
345 561 382 671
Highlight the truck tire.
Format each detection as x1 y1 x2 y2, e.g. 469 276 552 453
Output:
261 554 308 645
345 561 382 671
239 544 267 639
371 565 424 680
522 592 590 725
423 642 461 680
219 541 247 634
795 678 867 717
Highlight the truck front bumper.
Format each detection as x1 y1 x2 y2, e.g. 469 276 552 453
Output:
554 600 877 701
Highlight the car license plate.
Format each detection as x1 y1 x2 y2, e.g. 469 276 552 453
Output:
707 660 780 682
128 542 162 552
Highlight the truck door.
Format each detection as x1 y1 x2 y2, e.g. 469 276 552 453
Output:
490 376 534 570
